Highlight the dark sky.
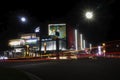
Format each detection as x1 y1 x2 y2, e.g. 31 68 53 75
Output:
0 0 119 51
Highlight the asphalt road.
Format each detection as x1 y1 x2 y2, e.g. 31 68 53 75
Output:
0 58 120 80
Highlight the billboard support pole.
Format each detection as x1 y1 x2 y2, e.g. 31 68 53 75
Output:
56 38 59 60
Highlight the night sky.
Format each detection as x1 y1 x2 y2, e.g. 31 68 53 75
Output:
0 0 119 51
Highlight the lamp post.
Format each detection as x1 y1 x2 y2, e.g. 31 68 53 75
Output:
19 16 28 57
75 11 94 51
19 16 42 58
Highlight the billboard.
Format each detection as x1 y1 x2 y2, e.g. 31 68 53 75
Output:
20 33 36 39
25 38 38 45
48 24 66 39
9 39 25 47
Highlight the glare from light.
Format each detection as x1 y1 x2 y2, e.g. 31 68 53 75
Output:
49 57 57 60
98 46 102 55
21 17 26 22
103 50 106 53
26 39 37 43
15 48 22 52
60 56 67 59
85 11 93 19
89 43 92 50
0 56 8 60
9 41 20 46
102 43 105 46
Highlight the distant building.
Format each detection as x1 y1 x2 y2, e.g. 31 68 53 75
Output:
8 33 39 58
8 23 85 58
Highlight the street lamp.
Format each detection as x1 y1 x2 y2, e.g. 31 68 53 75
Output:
20 17 26 22
85 11 93 19
76 10 94 51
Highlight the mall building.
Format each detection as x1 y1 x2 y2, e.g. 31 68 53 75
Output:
8 23 85 58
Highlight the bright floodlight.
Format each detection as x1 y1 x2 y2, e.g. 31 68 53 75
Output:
85 11 93 19
21 17 26 22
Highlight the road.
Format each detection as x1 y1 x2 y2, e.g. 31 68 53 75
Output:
0 58 120 80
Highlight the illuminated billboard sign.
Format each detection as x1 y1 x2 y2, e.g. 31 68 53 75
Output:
9 39 25 47
15 48 24 52
20 33 36 39
25 38 38 45
48 24 66 39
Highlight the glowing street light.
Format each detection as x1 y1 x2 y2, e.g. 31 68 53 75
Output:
85 11 93 19
20 17 26 22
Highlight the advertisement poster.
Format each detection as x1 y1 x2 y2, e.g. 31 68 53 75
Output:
48 24 66 39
